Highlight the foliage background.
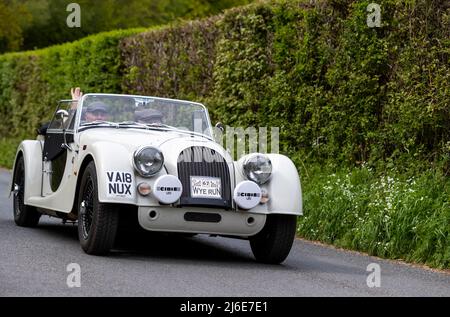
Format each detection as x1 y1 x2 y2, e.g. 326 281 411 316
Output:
0 0 252 53
0 0 449 268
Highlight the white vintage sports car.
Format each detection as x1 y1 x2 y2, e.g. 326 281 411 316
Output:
10 94 302 263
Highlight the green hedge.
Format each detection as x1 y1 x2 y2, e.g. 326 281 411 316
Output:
0 0 449 268
121 0 449 171
2 0 448 169
121 18 220 100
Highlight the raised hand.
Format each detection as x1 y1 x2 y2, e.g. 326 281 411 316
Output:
71 87 83 101
70 87 83 109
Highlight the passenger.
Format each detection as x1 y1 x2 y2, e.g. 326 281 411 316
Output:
134 108 164 124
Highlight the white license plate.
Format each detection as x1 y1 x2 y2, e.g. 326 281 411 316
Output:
190 176 222 199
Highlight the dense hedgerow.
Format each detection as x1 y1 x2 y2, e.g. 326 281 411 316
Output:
120 0 449 171
1 0 448 169
121 18 220 101
0 0 449 267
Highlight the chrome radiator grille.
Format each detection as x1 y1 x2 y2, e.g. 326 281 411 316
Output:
177 146 232 209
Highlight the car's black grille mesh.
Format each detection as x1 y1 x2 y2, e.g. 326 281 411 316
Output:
177 146 232 209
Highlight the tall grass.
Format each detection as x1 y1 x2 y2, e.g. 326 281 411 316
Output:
298 165 450 269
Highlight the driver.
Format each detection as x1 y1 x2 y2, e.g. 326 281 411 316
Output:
70 87 110 122
83 101 109 122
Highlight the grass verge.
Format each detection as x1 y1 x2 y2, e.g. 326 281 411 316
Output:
298 165 450 269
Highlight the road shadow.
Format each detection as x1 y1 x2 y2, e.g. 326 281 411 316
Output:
112 230 258 264
2 210 295 269
3 215 370 274
34 218 259 265
36 221 79 242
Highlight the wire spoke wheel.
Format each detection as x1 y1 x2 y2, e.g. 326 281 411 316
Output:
77 161 119 255
80 176 94 240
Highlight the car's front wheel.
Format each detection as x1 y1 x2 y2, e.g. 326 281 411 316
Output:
249 215 297 264
78 161 119 255
13 156 41 227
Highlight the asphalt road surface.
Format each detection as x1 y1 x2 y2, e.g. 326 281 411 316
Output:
0 169 449 297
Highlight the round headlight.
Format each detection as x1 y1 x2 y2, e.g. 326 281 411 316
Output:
133 147 164 177
243 154 272 185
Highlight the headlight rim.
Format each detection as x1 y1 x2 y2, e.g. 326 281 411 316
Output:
133 146 165 177
242 153 272 185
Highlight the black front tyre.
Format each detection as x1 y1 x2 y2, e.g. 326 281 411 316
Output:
78 161 119 255
13 156 41 227
250 215 297 264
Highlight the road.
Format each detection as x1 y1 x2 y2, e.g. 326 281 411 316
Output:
0 169 449 297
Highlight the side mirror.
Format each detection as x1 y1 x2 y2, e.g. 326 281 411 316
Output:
56 109 69 120
215 122 224 132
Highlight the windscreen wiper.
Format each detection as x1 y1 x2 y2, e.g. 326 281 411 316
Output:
80 120 117 127
146 123 213 140
116 121 149 128
144 123 178 130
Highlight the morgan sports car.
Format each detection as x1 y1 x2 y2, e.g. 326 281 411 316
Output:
10 94 302 264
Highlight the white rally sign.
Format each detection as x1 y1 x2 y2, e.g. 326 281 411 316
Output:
106 171 134 198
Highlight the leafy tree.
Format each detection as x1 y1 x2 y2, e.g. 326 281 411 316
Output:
0 0 31 52
0 0 253 53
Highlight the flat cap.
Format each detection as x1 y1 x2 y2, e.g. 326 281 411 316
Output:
86 101 108 113
134 109 163 121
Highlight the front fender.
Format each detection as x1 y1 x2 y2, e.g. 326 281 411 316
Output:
78 141 137 204
10 141 43 203
235 154 302 216
265 154 302 215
